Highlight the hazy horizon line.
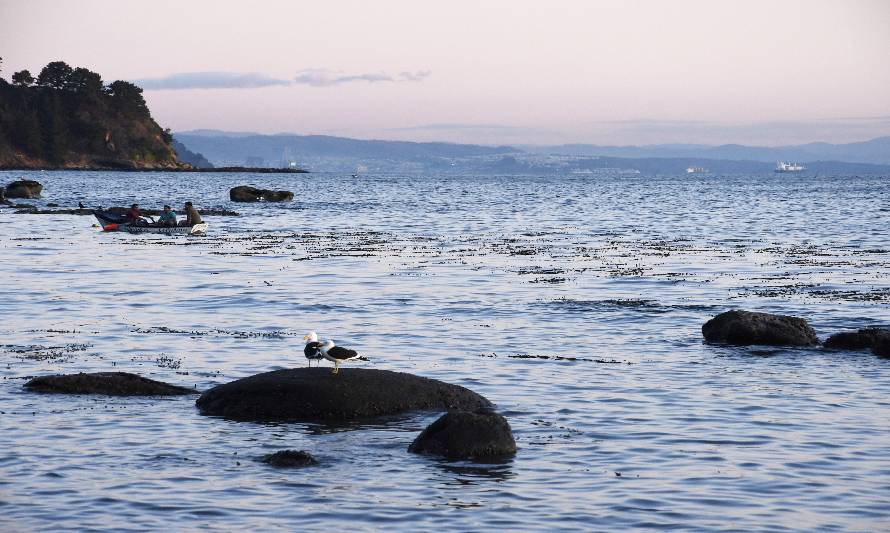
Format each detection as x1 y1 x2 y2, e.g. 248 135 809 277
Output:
175 120 890 149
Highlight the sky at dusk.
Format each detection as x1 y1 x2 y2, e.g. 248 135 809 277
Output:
1 0 889 145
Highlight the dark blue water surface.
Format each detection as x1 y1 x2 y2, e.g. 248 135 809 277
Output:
1 171 889 532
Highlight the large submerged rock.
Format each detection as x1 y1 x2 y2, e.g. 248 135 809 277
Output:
24 372 198 396
702 310 819 346
408 409 517 459
196 368 491 422
261 450 318 467
4 180 43 199
873 337 890 358
824 328 890 351
229 185 294 202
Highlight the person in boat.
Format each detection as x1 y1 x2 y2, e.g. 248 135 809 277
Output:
126 204 144 225
156 205 177 227
180 201 203 226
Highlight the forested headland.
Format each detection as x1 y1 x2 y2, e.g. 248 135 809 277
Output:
0 58 188 170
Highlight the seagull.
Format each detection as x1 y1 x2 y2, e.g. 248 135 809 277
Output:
78 201 86 209
303 331 323 367
318 339 359 374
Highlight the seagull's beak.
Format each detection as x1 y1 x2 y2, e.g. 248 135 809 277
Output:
303 335 310 340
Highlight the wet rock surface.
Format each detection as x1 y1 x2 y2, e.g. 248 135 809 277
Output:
230 185 294 202
408 409 517 459
824 328 890 351
4 179 43 199
261 450 318 467
702 310 820 346
873 337 890 358
24 371 198 396
195 368 491 422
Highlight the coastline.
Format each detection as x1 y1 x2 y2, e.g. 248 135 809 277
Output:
0 166 309 174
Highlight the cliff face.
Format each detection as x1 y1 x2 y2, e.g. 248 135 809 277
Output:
0 63 187 170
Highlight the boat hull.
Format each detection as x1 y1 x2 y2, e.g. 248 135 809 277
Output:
93 210 207 235
121 223 208 235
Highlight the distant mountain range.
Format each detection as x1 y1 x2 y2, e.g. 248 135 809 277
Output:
175 130 513 168
174 129 890 174
519 136 890 166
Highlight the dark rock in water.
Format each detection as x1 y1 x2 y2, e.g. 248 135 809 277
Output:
702 310 819 346
24 372 198 396
873 337 890 358
408 409 517 459
5 180 43 199
229 185 294 202
824 328 890 351
261 450 318 467
196 368 491 422
46 202 59 207
263 190 294 202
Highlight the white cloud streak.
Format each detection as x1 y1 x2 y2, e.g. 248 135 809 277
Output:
135 72 292 90
137 69 431 90
292 68 431 87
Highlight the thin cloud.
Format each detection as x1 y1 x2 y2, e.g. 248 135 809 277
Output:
293 68 430 87
136 69 431 90
398 70 432 82
135 72 292 90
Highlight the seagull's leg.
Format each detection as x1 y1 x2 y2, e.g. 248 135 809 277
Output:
332 360 339 374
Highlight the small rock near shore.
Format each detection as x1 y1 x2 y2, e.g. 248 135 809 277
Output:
229 185 294 202
24 372 199 396
824 328 890 351
4 179 43 199
408 409 517 459
702 310 819 346
261 450 318 467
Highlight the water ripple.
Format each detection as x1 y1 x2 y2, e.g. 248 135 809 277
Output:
1 171 889 531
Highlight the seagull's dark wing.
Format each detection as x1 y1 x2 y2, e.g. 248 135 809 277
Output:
328 346 358 360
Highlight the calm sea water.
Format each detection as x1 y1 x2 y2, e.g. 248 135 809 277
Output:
1 170 889 532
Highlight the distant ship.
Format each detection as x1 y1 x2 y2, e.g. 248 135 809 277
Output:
686 166 708 174
775 161 806 173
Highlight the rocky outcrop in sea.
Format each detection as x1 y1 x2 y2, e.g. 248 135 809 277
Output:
408 409 517 459
195 368 491 422
24 372 199 396
229 185 294 202
702 310 819 346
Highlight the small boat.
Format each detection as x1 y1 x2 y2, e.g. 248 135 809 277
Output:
775 161 806 173
686 166 708 174
92 210 208 235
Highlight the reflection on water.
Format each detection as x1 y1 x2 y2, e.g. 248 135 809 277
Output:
1 171 889 531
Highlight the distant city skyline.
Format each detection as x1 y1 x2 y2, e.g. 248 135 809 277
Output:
2 0 888 145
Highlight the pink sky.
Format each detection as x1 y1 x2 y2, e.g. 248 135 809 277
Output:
2 0 888 145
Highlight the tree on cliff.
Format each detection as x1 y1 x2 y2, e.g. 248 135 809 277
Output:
12 70 34 87
37 61 74 90
106 80 149 116
69 67 103 96
38 91 67 164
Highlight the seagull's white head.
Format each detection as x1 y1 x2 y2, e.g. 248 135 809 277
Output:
303 331 318 342
319 339 335 352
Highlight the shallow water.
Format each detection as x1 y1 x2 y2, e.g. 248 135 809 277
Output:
2 170 889 532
